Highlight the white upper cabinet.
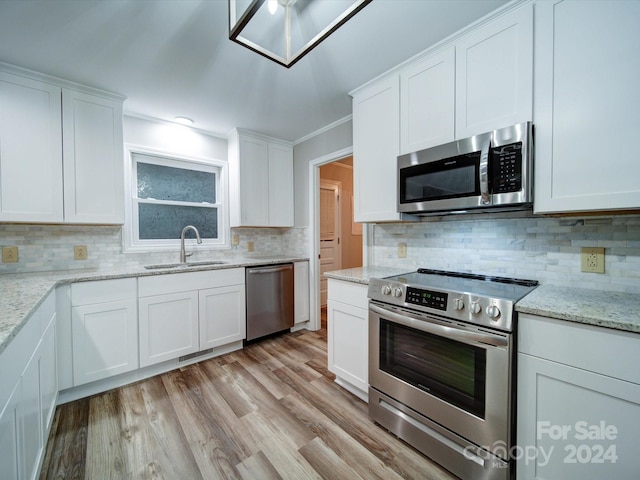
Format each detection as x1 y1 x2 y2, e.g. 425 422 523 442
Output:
400 47 455 154
63 89 124 224
0 71 63 222
353 3 532 222
533 0 640 214
455 3 533 138
352 76 403 222
228 129 293 227
0 65 125 224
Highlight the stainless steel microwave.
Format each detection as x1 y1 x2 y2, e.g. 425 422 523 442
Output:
398 122 533 216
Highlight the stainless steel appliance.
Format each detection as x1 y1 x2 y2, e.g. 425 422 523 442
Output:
398 122 533 216
368 269 538 480
245 263 294 341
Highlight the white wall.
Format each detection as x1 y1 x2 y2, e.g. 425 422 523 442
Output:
124 115 227 160
293 118 353 227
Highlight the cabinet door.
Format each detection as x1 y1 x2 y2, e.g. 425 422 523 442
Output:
0 71 63 222
139 292 199 367
533 0 640 214
39 315 57 436
237 133 269 226
400 47 455 154
353 76 403 222
199 285 246 349
268 141 294 227
0 381 22 480
62 89 124 224
21 348 43 480
327 300 368 396
517 353 640 479
294 261 310 325
72 299 138 384
455 3 533 138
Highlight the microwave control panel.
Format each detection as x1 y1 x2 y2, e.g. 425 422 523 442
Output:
490 141 522 193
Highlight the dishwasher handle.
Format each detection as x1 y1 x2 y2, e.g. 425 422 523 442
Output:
247 264 293 275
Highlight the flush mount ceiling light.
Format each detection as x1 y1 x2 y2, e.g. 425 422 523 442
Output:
229 0 372 68
174 116 194 126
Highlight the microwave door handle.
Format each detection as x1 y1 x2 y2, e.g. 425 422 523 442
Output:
479 139 491 205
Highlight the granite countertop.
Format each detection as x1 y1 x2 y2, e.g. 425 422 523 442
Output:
323 266 415 285
515 284 640 334
0 256 307 355
325 267 639 335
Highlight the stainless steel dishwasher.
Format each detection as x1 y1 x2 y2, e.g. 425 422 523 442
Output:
245 263 294 341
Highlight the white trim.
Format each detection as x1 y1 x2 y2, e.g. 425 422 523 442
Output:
123 144 230 253
308 146 354 331
0 60 125 101
294 115 353 145
348 0 530 97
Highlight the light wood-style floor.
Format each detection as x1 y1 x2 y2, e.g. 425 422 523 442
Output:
40 315 457 480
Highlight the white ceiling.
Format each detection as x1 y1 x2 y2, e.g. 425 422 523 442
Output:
0 0 508 142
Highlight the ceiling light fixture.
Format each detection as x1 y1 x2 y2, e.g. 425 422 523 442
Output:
228 0 372 68
174 116 194 126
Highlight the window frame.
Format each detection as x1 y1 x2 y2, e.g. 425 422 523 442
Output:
123 144 229 252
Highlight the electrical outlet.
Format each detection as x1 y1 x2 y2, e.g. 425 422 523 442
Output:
247 241 255 253
2 246 18 263
398 242 407 258
581 247 605 273
74 245 88 260
232 234 240 246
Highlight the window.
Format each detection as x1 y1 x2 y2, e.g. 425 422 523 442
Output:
124 148 228 251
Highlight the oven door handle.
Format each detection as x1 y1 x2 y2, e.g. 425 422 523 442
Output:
370 304 508 348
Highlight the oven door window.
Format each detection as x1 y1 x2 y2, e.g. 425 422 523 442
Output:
379 319 486 418
399 152 480 203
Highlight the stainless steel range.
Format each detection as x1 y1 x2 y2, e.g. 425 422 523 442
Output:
368 269 538 480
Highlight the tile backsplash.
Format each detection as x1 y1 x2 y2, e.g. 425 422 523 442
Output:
0 225 309 274
370 213 640 293
2 213 639 294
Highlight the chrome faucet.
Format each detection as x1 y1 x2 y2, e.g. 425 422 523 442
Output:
180 225 202 263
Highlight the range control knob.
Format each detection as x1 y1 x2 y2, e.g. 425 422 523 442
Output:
470 301 482 314
453 298 465 311
393 287 403 298
381 285 391 295
486 305 501 320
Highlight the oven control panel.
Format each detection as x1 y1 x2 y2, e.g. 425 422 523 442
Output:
405 287 448 311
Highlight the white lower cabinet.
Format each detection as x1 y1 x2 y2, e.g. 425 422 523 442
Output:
139 291 199 367
0 382 21 479
294 260 310 325
327 278 369 401
0 290 56 480
517 314 640 479
199 285 246 349
71 278 138 385
138 268 246 367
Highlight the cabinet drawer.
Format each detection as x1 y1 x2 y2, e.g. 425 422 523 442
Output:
518 314 640 385
327 279 369 310
139 268 244 297
72 277 137 305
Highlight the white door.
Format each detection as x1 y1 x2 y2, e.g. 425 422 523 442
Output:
319 180 341 307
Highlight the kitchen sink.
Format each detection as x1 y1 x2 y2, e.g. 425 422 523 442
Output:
143 260 227 270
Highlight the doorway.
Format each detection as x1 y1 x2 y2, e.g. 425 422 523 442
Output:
319 157 363 308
